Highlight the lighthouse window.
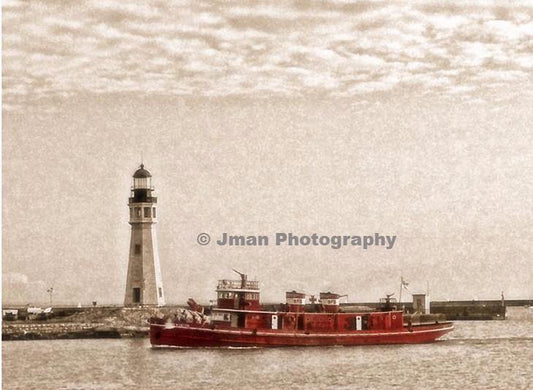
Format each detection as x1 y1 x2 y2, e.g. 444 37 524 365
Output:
144 207 151 218
135 244 141 254
158 287 162 298
134 177 149 189
153 207 156 218
135 208 141 217
130 208 133 218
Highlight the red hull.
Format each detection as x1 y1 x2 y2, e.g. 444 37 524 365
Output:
150 322 454 348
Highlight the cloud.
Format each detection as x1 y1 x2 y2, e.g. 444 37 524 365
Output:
3 0 533 111
2 273 49 304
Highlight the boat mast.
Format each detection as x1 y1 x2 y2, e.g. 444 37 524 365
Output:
399 277 403 309
399 276 408 312
232 268 247 288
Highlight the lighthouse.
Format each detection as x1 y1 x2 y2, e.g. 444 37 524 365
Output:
124 164 165 306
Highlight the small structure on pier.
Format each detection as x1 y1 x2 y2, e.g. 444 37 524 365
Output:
412 293 430 314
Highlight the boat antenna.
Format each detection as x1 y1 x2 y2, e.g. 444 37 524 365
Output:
232 268 244 276
232 269 247 287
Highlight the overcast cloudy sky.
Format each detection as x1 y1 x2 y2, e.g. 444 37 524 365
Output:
4 0 533 111
3 0 533 305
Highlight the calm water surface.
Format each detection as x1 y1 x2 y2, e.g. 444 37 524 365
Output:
3 307 532 390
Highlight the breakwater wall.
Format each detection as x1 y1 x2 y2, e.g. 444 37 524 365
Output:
430 301 506 320
339 300 509 320
1 306 178 341
2 322 133 341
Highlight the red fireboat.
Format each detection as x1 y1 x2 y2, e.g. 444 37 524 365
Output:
150 271 453 347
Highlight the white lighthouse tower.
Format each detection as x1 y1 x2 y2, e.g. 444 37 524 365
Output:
124 164 165 306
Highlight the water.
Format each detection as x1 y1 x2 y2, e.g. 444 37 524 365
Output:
3 307 532 390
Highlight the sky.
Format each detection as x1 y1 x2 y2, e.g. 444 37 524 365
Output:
3 0 533 306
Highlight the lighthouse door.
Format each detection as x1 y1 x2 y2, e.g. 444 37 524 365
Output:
133 288 141 303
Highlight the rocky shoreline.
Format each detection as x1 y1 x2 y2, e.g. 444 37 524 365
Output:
2 307 178 341
2 323 150 341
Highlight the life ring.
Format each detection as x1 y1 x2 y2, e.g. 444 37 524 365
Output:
392 315 397 320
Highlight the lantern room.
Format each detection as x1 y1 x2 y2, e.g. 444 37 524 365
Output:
133 164 152 188
130 164 155 203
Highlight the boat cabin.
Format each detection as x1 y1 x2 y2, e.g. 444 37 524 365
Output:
210 275 405 333
319 292 342 313
286 291 306 312
216 272 261 311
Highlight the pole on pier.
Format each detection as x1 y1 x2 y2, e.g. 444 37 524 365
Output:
47 287 54 305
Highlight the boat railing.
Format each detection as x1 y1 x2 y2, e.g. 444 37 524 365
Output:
380 297 398 303
217 279 259 290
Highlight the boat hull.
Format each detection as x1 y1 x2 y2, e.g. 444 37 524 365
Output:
150 322 454 348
